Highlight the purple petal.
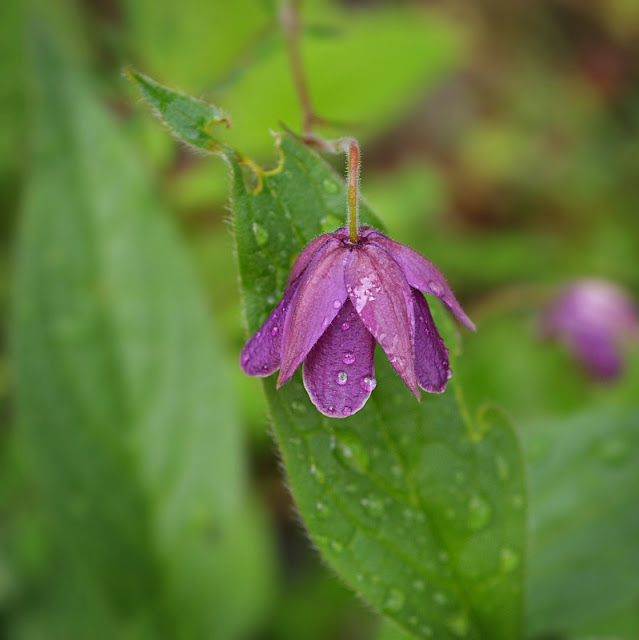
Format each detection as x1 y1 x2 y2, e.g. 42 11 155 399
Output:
570 327 622 381
413 290 451 392
278 241 350 386
286 233 332 285
303 299 376 418
346 242 421 399
240 280 300 376
369 232 476 331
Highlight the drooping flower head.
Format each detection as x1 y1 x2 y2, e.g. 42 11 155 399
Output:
540 278 639 381
241 225 475 417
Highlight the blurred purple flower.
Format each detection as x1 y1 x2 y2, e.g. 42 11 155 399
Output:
540 278 639 381
241 226 475 418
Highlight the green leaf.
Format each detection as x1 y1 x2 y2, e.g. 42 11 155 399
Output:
230 132 526 640
126 67 232 153
11 21 271 639
524 404 639 638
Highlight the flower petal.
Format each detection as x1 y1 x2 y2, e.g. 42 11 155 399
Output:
346 242 421 399
369 232 476 331
303 299 376 418
413 290 451 392
286 233 332 285
240 279 300 376
278 241 350 386
570 327 622 381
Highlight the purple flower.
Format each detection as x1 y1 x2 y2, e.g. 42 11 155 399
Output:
241 226 475 417
540 278 639 381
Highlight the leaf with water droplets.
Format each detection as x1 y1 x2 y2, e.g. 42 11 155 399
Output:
231 132 527 639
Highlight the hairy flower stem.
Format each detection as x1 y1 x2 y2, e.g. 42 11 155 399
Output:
345 139 360 243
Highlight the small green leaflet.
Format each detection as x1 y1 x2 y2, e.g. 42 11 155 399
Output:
130 72 527 640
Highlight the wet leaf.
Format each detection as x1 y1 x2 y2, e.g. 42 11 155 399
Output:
231 132 527 640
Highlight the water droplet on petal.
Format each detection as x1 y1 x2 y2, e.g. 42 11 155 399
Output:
384 588 405 613
336 371 348 385
341 322 350 332
252 222 269 247
342 351 356 365
332 432 370 473
332 299 342 309
271 326 279 337
342 406 352 416
428 280 443 296
360 375 377 392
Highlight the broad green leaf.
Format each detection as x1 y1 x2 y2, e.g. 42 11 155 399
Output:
231 133 526 639
11 22 271 639
524 404 639 638
130 70 526 640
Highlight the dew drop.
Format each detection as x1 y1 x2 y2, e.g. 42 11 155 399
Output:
320 213 342 233
495 455 510 480
342 351 356 365
361 495 385 518
332 432 370 474
337 371 348 385
252 222 269 247
323 179 339 193
383 588 405 613
468 494 492 532
291 400 307 414
271 326 279 337
499 546 520 573
360 375 377 392
332 299 342 309
446 612 470 637
428 280 443 296
330 540 344 553
342 406 352 416
341 322 351 332
310 463 325 484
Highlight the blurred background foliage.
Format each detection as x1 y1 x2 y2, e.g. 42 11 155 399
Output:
1 0 638 638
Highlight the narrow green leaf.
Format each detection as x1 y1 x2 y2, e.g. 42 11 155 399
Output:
126 67 232 153
524 404 639 637
231 132 527 639
12 23 270 638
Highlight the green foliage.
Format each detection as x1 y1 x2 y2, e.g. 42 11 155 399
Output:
4 1 639 639
10 21 272 639
524 404 639 638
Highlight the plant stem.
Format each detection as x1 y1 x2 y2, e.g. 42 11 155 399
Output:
345 138 360 243
280 0 325 136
